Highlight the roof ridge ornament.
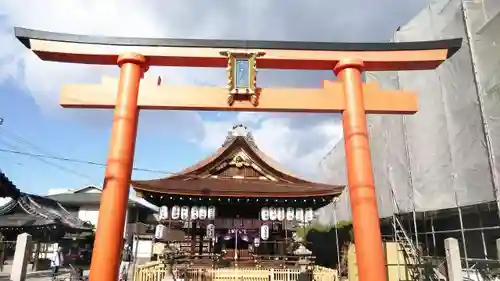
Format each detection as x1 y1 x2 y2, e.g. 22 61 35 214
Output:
222 124 258 148
229 154 252 168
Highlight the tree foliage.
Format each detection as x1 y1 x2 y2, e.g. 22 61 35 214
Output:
295 220 353 239
295 222 331 239
334 220 352 229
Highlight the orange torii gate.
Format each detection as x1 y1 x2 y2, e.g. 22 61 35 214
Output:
15 27 461 281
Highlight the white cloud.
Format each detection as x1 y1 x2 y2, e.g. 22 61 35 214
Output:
198 119 235 151
0 0 427 181
236 112 264 126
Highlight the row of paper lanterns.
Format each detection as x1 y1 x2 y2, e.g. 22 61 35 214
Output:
202 224 270 241
158 205 216 221
156 222 271 241
155 223 217 240
260 207 314 222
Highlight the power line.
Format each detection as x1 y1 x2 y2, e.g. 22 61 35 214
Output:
0 129 59 167
0 120 175 178
0 147 173 175
0 127 56 156
0 125 97 181
0 139 95 181
0 120 104 183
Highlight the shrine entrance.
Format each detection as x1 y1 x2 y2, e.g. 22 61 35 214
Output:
15 27 461 281
135 124 341 267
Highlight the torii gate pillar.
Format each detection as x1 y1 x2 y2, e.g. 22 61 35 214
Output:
335 59 386 281
88 53 147 281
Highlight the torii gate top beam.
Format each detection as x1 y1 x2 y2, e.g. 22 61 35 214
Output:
14 26 463 281
15 27 461 71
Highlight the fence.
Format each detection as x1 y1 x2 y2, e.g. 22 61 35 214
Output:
133 262 337 281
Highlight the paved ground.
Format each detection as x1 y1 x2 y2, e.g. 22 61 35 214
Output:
0 264 84 280
0 269 71 280
0 263 136 280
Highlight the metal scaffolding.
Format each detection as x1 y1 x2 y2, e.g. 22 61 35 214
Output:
318 0 500 278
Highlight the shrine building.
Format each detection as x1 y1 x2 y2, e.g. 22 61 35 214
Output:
132 124 344 265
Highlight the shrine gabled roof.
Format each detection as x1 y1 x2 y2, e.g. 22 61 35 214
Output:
132 177 343 198
131 125 344 198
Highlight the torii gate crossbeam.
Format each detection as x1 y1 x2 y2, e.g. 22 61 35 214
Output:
15 27 461 281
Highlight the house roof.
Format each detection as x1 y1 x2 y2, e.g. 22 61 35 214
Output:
132 124 344 198
46 186 159 212
0 193 91 230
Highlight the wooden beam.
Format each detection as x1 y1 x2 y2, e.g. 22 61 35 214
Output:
15 27 462 71
60 77 417 114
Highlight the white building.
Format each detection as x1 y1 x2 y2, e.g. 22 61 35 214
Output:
46 185 159 260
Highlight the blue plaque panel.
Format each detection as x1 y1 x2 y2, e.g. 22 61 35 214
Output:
234 59 250 88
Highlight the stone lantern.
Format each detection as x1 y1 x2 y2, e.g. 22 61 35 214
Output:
160 244 186 281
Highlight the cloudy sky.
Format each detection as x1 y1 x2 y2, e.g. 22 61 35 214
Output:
0 0 427 194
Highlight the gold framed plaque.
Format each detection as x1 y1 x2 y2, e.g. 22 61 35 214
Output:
220 51 265 106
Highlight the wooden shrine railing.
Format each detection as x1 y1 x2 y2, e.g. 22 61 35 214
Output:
133 262 338 281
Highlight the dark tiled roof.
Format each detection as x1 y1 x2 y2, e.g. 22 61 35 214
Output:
0 193 92 230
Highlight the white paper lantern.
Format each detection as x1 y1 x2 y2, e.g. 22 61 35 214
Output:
260 224 269 240
159 206 169 220
190 206 199 220
295 208 304 222
207 206 216 220
277 207 285 221
305 208 314 222
269 207 277 221
286 207 295 221
199 206 207 220
171 205 180 220
154 224 167 240
206 223 215 239
180 206 190 221
260 207 270 221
